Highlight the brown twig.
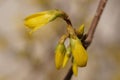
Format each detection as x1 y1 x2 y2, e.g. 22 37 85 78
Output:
64 0 108 80
84 0 108 48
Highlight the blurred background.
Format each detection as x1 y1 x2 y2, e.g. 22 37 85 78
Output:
0 0 120 80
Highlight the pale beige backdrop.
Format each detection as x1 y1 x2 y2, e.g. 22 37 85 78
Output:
0 0 120 80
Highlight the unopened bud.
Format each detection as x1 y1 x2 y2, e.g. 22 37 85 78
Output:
62 46 71 68
70 37 88 67
76 24 84 38
55 43 66 69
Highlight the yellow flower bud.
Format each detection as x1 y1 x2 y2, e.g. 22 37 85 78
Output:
55 43 66 69
24 10 63 33
72 60 78 76
76 24 84 38
70 37 88 67
62 46 71 68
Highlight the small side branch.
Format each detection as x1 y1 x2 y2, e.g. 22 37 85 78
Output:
64 0 108 80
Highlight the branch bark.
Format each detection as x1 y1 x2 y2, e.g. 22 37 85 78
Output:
64 0 108 80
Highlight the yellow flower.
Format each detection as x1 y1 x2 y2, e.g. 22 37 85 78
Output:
55 43 66 69
24 10 63 33
72 60 78 76
70 36 88 67
62 46 71 68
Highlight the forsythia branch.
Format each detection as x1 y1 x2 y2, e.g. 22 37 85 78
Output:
84 0 108 48
64 0 108 80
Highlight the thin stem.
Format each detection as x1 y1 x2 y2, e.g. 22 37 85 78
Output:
64 66 73 80
63 0 108 80
84 0 108 48
59 32 69 44
63 14 76 38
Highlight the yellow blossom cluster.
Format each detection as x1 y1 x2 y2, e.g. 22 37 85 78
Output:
24 10 88 76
